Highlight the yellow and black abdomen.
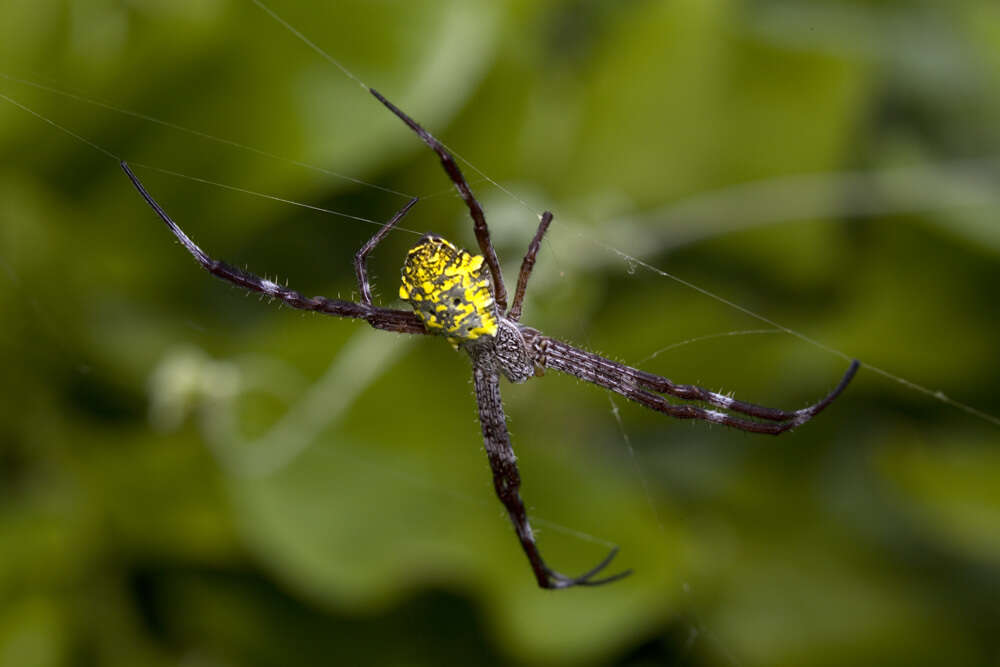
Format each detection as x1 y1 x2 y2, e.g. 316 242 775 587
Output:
399 234 498 343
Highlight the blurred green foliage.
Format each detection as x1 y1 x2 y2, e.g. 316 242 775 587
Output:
2 1 999 665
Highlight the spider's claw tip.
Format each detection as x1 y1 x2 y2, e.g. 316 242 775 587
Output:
578 545 620 580
544 546 630 589
579 567 633 587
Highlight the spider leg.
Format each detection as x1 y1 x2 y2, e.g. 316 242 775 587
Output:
369 88 508 313
471 349 632 589
354 197 419 305
507 211 553 322
523 329 858 434
122 161 428 336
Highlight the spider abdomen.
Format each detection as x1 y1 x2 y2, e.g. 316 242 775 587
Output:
399 234 498 342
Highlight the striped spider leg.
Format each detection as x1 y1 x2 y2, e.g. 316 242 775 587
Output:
122 162 426 335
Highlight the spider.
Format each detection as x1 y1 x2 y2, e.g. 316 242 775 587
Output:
122 86 859 590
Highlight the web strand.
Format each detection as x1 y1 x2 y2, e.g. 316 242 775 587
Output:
608 396 665 533
0 90 424 236
248 0 539 214
0 91 120 161
130 162 424 235
0 71 413 199
640 329 785 364
250 0 367 89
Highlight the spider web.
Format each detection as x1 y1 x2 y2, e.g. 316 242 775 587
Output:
1 2 998 665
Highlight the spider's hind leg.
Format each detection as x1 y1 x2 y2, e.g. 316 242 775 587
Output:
471 349 632 589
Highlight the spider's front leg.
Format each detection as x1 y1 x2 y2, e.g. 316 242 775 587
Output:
471 349 631 589
122 161 428 336
353 197 418 305
507 211 553 323
370 87 508 312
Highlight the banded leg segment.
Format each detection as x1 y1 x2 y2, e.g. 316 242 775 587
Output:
523 329 859 434
471 349 631 589
122 161 428 336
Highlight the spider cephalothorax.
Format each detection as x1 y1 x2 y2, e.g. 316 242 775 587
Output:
124 85 859 590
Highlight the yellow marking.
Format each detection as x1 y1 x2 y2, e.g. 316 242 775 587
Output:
399 235 498 342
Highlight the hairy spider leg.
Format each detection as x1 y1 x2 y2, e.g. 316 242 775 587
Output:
121 161 428 335
525 330 859 434
508 211 553 323
354 196 419 305
471 348 632 589
369 88 509 313
628 361 859 428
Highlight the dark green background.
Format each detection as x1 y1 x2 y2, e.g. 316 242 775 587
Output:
2 1 999 665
